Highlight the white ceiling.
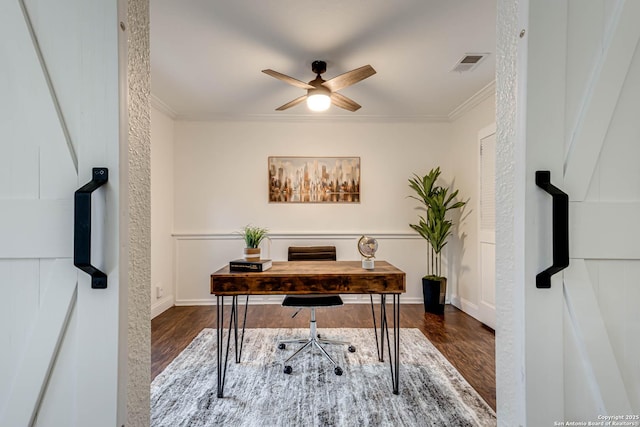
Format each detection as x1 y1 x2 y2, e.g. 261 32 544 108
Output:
150 0 496 121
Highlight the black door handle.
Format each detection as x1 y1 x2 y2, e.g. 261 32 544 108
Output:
535 171 569 288
74 168 108 289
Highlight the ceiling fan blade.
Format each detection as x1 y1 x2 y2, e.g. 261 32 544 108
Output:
262 69 315 89
331 92 361 112
322 65 376 92
275 95 307 111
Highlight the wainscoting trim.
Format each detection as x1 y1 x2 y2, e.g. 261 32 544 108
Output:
170 231 428 318
173 231 420 240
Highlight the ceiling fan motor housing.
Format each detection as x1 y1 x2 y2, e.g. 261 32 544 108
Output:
312 60 327 75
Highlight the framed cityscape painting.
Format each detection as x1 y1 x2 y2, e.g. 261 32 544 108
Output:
268 156 360 203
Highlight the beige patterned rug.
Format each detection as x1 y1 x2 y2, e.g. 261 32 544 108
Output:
151 328 496 426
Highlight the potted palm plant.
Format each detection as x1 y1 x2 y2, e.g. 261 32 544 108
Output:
409 167 466 314
239 225 269 261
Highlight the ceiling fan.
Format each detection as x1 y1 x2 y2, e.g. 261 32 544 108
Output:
262 60 376 112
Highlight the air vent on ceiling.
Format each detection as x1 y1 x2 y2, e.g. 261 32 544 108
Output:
451 53 489 73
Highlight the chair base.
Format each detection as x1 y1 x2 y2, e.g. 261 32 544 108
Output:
277 308 355 375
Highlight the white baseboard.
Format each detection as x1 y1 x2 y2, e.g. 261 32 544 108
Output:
450 294 481 321
151 295 175 319
478 301 496 329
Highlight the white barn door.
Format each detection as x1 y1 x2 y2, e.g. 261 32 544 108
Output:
520 0 640 424
0 1 125 426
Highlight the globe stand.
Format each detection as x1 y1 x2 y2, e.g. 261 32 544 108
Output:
358 235 378 270
362 258 375 270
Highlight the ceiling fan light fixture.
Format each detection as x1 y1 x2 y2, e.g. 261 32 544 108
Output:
307 92 331 111
306 87 331 112
307 93 331 111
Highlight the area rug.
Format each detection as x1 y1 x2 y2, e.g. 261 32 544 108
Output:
151 328 496 427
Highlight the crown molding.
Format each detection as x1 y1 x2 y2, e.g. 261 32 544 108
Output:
172 112 450 123
447 80 496 122
150 94 178 119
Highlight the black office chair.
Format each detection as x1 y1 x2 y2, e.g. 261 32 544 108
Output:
277 246 355 376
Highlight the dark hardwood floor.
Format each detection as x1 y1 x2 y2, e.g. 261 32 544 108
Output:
151 303 496 410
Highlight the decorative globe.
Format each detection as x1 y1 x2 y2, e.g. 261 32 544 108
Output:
358 236 378 269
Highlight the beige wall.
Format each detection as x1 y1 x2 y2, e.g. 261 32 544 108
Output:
173 120 451 234
449 93 496 318
150 106 175 317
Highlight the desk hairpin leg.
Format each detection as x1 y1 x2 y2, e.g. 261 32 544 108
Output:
379 295 388 363
378 293 401 395
230 295 250 364
237 296 249 362
392 294 400 394
216 296 225 398
369 295 382 361
372 294 390 363
216 295 250 398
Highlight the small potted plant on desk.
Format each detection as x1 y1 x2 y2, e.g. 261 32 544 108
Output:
239 225 269 261
409 167 465 314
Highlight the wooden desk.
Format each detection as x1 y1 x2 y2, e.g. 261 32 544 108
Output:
211 260 406 398
211 260 405 295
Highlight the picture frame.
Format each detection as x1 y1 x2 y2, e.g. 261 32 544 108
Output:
268 156 360 203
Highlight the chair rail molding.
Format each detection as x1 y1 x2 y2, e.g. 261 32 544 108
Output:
172 231 421 240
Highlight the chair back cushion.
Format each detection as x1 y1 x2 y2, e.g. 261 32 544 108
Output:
287 246 336 261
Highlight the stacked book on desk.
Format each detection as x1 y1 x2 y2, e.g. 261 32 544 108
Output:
229 259 272 272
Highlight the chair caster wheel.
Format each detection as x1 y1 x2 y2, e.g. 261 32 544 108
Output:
284 365 292 374
317 334 321 339
348 345 356 353
334 366 343 376
278 343 286 350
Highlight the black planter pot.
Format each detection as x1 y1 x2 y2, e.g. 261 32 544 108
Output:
422 277 447 314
